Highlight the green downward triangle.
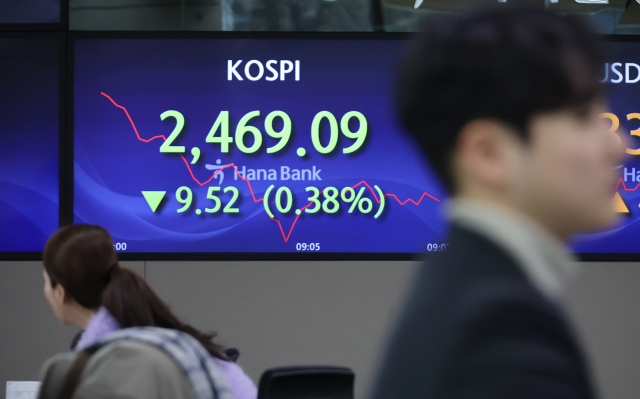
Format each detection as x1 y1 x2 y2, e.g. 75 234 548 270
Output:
142 191 166 213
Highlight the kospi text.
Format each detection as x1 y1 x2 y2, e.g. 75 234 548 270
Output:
228 60 301 81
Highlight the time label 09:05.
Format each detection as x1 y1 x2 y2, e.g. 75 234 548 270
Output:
296 243 320 251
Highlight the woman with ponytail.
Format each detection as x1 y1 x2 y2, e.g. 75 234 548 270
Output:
42 224 257 399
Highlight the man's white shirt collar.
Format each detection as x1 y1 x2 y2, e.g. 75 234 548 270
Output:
449 199 579 302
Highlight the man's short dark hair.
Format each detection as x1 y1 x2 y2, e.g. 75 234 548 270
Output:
397 7 604 192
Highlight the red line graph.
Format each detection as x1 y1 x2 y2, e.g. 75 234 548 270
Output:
616 179 640 192
100 92 440 242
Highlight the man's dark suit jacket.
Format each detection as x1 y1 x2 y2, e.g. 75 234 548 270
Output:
371 224 596 399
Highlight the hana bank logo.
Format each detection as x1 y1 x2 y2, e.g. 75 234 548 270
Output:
600 63 640 84
205 159 226 185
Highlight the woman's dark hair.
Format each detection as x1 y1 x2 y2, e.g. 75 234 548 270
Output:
43 224 229 360
397 7 605 193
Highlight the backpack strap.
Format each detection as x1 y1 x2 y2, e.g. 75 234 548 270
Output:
56 345 100 399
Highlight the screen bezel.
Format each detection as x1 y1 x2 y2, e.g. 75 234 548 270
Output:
0 31 66 261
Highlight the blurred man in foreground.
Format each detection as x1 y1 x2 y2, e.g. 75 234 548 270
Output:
371 7 622 399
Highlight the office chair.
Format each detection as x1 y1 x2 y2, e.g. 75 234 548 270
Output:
258 366 355 399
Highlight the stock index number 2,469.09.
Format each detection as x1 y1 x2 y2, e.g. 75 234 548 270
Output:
158 109 368 156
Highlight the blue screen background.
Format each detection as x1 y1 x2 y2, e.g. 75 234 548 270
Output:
73 38 449 253
0 38 60 252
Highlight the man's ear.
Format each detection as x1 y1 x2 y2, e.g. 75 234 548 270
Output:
454 119 518 190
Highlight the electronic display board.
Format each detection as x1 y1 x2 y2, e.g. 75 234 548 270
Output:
0 36 60 254
573 39 640 257
72 35 448 257
73 35 640 259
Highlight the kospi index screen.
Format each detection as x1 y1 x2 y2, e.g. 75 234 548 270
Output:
0 37 60 253
72 36 448 256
